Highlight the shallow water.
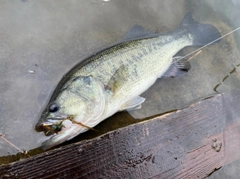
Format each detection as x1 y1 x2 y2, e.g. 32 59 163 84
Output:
0 0 240 170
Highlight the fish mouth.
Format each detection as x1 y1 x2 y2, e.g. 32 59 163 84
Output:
41 123 84 150
37 115 99 150
40 116 93 150
35 115 71 136
35 115 97 136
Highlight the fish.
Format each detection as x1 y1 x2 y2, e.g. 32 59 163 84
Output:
36 12 221 150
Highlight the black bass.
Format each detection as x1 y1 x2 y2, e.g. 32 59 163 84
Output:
36 13 221 150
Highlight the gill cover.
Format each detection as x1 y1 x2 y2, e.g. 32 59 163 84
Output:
41 75 106 150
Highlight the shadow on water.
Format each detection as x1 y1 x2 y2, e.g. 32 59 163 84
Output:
1 0 240 168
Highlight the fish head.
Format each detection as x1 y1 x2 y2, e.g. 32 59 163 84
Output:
36 75 106 150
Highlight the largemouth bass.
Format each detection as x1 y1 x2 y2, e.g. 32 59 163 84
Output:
36 13 221 150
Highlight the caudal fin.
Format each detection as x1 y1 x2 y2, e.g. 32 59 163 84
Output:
179 12 221 46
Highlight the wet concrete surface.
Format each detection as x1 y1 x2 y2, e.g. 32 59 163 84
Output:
1 0 240 177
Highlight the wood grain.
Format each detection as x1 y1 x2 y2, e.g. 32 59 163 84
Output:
1 90 240 179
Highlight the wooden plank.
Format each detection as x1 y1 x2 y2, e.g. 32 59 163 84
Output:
1 90 240 179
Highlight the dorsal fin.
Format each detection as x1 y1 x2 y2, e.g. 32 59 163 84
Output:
122 25 159 42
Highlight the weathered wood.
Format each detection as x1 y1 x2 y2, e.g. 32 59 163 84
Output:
1 90 240 179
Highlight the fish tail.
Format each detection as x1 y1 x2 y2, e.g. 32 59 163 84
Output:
179 12 221 46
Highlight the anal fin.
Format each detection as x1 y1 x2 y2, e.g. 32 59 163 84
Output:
162 56 191 78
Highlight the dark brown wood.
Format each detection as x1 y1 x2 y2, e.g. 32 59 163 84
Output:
1 90 240 179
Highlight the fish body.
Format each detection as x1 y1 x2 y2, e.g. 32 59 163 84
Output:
36 13 221 150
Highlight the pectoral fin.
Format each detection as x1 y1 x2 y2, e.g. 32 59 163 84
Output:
120 96 145 111
107 65 130 93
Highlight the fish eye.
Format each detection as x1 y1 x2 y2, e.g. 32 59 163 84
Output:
83 76 93 85
49 102 60 113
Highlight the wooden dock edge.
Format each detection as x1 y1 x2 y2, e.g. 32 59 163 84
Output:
1 90 240 179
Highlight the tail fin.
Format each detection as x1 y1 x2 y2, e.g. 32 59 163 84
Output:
179 12 221 46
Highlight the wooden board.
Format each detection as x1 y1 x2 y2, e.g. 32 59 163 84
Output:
1 90 240 179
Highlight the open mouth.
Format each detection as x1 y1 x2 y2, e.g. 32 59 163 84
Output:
36 115 98 136
42 121 65 135
36 115 72 135
38 115 99 150
36 120 65 136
